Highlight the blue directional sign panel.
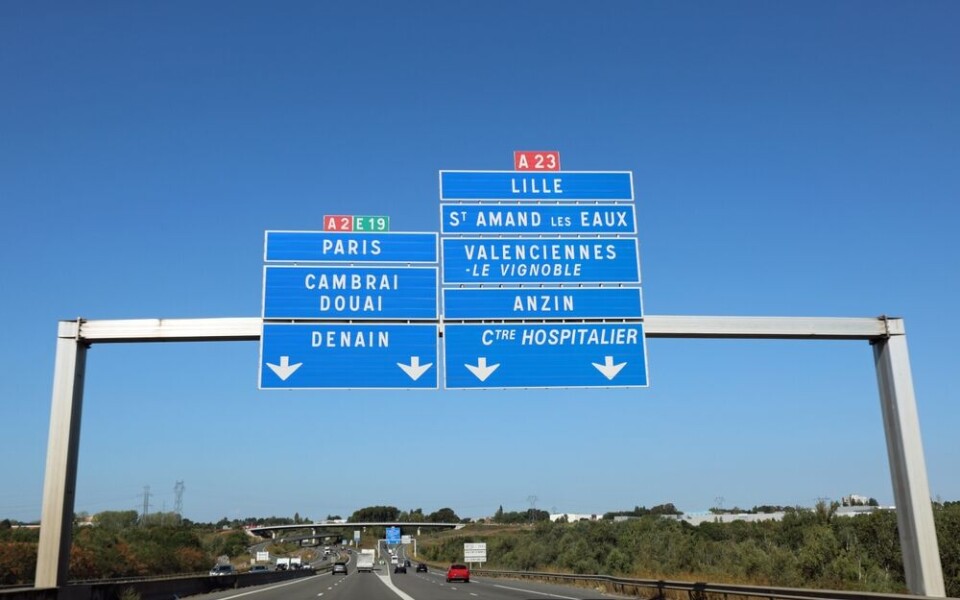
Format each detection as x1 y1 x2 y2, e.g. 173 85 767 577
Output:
443 323 648 389
442 238 640 285
386 527 401 545
263 266 438 320
265 231 438 263
440 171 634 201
443 288 642 320
259 323 438 389
441 204 636 235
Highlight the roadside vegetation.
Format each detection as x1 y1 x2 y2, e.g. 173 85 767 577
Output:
3 501 958 596
0 511 259 584
418 501 960 597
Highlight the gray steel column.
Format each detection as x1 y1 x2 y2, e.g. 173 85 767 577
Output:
873 331 945 596
35 321 88 588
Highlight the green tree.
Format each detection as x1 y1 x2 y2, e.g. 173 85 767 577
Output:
428 508 460 523
349 506 400 522
93 510 139 530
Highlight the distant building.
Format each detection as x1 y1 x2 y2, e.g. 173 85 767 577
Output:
549 513 602 523
841 494 874 507
667 505 890 526
668 511 787 525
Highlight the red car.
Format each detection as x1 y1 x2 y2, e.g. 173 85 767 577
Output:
446 563 470 583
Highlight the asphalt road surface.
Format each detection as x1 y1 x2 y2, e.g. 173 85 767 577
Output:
193 555 624 600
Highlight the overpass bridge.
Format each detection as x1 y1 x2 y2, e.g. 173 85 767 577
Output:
248 521 463 539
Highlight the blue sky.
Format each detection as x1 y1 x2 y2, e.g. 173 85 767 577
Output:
1 2 958 524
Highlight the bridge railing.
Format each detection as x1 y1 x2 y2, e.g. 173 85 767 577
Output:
471 568 952 600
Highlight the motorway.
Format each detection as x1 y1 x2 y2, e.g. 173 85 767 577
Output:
193 551 622 600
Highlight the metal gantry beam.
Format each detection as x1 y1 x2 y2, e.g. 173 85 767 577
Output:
35 322 88 589
35 315 945 596
874 334 944 595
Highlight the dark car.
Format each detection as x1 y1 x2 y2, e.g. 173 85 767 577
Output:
332 562 348 575
249 565 269 573
394 564 407 574
209 565 236 576
416 563 428 573
405 559 411 567
446 563 469 583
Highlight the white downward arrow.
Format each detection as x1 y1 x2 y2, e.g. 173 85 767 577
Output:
592 356 627 380
266 356 303 381
397 356 433 381
465 357 500 382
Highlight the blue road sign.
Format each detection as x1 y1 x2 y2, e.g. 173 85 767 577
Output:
440 204 637 235
386 527 401 544
263 266 438 320
443 288 642 320
259 323 438 389
265 231 438 263
440 171 633 201
443 323 648 389
442 238 640 285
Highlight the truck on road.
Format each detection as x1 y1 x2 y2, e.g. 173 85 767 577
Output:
357 549 375 572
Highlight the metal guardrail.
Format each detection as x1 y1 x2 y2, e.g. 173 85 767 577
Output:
471 569 956 600
0 567 321 600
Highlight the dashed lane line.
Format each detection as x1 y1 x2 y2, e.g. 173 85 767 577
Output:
494 583 579 600
212 576 319 600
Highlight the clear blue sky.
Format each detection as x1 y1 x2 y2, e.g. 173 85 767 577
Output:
1 2 958 524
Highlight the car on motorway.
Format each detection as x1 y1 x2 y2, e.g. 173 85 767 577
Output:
394 563 407 574
446 564 469 583
249 565 269 573
416 563 428 573
405 559 411 567
209 565 236 576
332 562 348 575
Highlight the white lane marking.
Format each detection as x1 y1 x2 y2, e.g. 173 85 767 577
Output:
214 576 318 600
375 569 418 600
494 583 579 600
470 594 479 597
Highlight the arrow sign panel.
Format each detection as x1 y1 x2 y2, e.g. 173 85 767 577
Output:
260 323 438 389
464 357 500 382
397 356 433 381
265 356 302 381
443 323 648 389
